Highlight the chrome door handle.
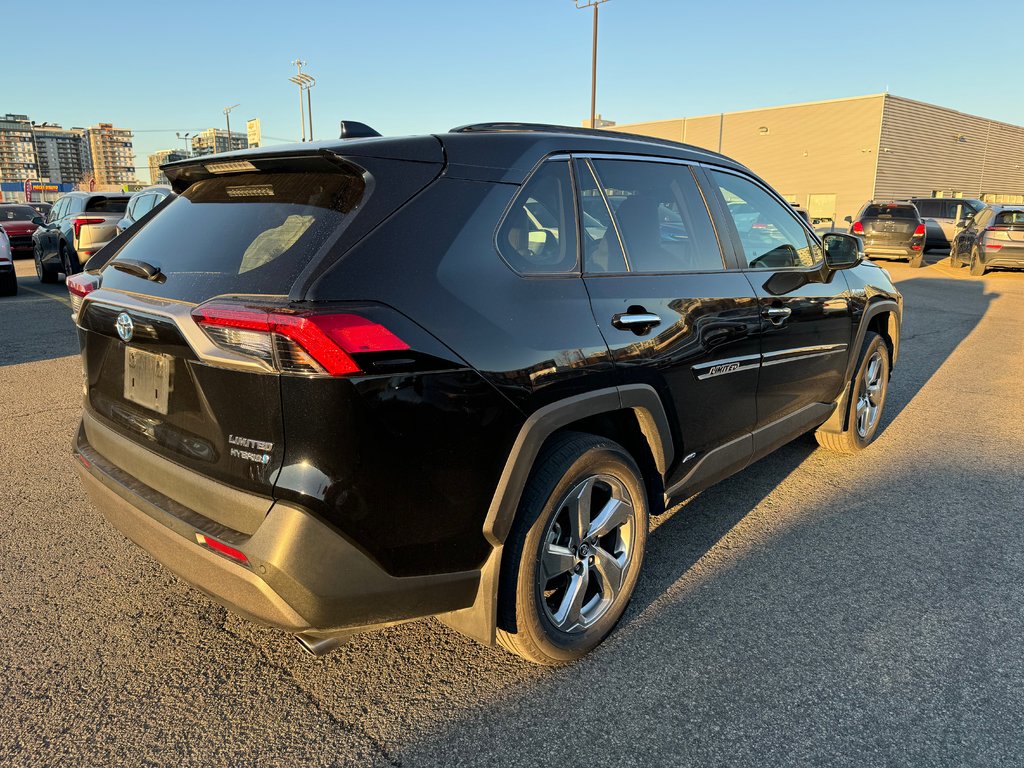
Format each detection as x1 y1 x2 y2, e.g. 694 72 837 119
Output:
611 312 661 331
762 306 792 322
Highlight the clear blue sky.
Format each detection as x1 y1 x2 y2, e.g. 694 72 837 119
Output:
5 0 1021 177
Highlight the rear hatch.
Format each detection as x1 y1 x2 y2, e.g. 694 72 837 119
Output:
986 210 1024 249
77 145 443 533
74 196 130 255
859 203 921 246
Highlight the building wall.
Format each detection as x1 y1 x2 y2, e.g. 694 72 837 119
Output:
148 149 187 185
611 96 885 224
875 95 1024 203
33 126 85 184
191 128 248 157
0 114 38 184
84 123 136 186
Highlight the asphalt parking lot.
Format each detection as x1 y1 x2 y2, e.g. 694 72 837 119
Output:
1 254 1022 767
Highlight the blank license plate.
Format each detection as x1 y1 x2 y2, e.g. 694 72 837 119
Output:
124 347 173 415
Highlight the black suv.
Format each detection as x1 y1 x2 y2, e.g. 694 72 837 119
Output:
70 124 902 664
851 201 927 267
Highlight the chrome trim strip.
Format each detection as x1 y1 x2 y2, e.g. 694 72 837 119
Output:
693 344 847 379
81 289 275 374
762 344 847 367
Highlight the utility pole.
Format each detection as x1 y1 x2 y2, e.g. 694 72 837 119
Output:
574 0 610 129
289 59 311 141
305 76 317 141
223 104 240 151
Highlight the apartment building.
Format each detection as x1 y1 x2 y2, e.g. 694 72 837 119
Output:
83 123 137 186
33 124 86 184
191 128 247 157
148 149 188 185
0 113 38 184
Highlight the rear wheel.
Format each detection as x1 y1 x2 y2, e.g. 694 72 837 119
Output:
969 246 986 276
497 432 648 665
908 251 924 268
949 242 962 267
815 331 890 454
35 243 57 284
59 243 81 278
0 271 16 296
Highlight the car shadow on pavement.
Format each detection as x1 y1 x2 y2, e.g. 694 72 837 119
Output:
0 274 78 367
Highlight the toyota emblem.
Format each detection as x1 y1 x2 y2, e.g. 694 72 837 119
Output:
115 312 134 343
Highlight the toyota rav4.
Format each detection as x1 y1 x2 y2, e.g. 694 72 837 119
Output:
70 123 902 664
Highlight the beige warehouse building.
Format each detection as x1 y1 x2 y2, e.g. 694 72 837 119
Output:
608 93 1024 224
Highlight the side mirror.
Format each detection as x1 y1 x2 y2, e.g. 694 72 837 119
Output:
31 216 44 226
843 215 853 224
822 233 862 269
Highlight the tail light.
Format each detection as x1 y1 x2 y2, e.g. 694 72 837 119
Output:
73 217 105 241
195 533 249 565
985 243 1003 250
192 302 409 376
913 224 926 237
852 221 864 235
986 225 1009 231
67 272 100 318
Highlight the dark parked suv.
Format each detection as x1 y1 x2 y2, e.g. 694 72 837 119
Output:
70 124 902 664
851 201 927 266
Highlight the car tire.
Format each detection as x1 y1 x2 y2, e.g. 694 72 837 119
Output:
35 243 58 284
908 251 924 268
949 244 962 268
0 271 16 296
969 247 986 277
59 243 81 278
497 432 649 665
815 331 890 454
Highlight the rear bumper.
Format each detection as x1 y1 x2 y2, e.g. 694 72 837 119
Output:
73 422 480 638
863 244 920 258
982 246 1024 269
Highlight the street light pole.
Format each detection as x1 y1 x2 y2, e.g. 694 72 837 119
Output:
574 0 610 129
223 104 240 151
306 76 316 141
290 59 308 141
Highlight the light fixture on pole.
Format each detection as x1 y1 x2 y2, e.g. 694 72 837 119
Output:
574 0 611 130
289 59 313 141
223 104 240 151
175 131 192 156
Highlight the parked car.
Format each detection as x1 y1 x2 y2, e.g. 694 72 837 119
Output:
116 185 174 235
26 201 52 219
908 197 983 252
32 192 130 283
0 225 16 295
70 123 902 664
949 205 1024 276
0 203 43 258
850 201 926 266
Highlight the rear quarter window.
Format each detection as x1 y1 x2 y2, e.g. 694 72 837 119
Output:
86 197 129 214
995 210 1024 226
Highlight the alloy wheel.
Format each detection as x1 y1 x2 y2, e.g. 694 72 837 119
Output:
856 351 885 437
34 246 43 280
538 474 638 633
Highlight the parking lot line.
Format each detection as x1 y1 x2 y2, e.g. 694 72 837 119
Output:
16 282 72 308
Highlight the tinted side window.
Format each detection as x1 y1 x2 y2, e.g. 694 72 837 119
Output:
915 199 942 218
51 198 68 221
591 159 723 273
710 170 820 269
67 197 85 215
497 161 578 274
86 197 129 214
577 160 627 273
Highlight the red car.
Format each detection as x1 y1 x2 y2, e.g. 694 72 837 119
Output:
0 204 42 258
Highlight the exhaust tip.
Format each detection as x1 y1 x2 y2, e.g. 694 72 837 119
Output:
295 633 343 657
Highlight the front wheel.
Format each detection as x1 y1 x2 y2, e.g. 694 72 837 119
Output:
35 243 58 284
497 432 648 665
815 331 891 454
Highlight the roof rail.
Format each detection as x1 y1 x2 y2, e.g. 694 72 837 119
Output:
448 121 712 154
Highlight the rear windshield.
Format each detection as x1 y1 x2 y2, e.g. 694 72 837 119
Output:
105 172 364 296
86 197 130 214
0 205 38 221
863 204 918 219
995 210 1024 226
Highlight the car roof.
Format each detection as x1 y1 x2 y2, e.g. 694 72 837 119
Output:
163 123 750 187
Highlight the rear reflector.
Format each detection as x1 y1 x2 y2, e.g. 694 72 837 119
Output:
986 226 1009 231
986 243 1003 250
192 303 408 376
195 533 249 564
852 221 864 235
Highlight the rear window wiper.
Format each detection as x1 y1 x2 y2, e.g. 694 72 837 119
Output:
111 259 165 283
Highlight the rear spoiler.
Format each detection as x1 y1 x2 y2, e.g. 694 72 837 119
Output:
161 149 365 194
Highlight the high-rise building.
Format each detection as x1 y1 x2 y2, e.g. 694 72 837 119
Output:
191 127 248 157
148 149 188 185
0 113 38 184
32 124 85 184
83 123 136 186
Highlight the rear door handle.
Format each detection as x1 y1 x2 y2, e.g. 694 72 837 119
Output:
611 312 661 331
762 306 792 323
